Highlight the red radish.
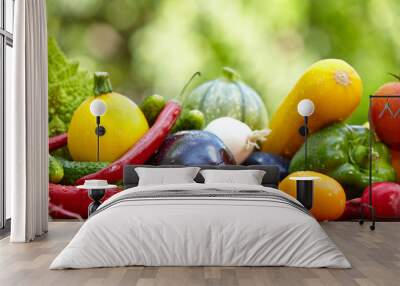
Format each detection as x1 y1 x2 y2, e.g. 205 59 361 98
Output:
338 198 361 220
49 183 121 219
361 182 400 219
49 133 68 151
75 101 181 184
370 74 400 150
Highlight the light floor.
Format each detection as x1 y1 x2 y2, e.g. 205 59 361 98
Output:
0 222 399 286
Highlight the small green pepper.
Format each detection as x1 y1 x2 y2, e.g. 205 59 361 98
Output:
49 155 64 183
140 94 166 126
171 109 205 132
290 123 396 198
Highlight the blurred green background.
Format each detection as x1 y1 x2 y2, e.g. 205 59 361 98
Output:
47 0 400 124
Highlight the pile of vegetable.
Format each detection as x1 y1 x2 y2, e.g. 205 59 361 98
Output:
47 41 400 221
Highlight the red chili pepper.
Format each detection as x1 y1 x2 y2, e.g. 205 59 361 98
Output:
49 183 121 219
49 133 68 151
75 100 182 184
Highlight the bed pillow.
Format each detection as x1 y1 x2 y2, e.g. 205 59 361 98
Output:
200 169 266 185
135 167 200 186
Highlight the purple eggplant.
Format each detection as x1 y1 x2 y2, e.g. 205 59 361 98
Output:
153 130 236 165
243 152 289 180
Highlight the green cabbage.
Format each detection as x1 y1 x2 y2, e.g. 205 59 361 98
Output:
48 37 93 136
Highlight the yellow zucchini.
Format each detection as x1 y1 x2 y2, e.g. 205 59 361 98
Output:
262 59 362 158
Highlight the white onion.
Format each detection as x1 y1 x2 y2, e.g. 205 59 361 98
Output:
205 117 270 164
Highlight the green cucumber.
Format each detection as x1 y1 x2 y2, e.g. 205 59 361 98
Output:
56 157 109 184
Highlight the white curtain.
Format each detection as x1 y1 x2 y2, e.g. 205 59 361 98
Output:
8 0 48 242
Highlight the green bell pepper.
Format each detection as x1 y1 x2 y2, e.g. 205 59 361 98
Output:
289 123 396 198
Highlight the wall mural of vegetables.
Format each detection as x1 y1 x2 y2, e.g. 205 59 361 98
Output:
47 37 400 221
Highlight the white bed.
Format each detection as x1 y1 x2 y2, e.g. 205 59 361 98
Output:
50 166 350 269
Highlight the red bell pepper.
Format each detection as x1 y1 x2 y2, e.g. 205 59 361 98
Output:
49 183 121 219
49 133 68 151
75 100 181 184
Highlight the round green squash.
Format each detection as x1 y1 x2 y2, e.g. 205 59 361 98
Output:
183 67 268 130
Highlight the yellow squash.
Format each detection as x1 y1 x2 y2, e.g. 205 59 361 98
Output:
262 59 362 158
68 72 149 162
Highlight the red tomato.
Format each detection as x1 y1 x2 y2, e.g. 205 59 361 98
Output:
361 182 400 219
370 82 400 150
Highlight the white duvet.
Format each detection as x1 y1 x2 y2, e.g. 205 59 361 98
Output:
50 183 350 269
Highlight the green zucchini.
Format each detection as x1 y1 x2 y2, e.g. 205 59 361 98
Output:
56 157 109 184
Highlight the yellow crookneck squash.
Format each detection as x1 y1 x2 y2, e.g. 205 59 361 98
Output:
68 72 149 162
262 59 362 158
